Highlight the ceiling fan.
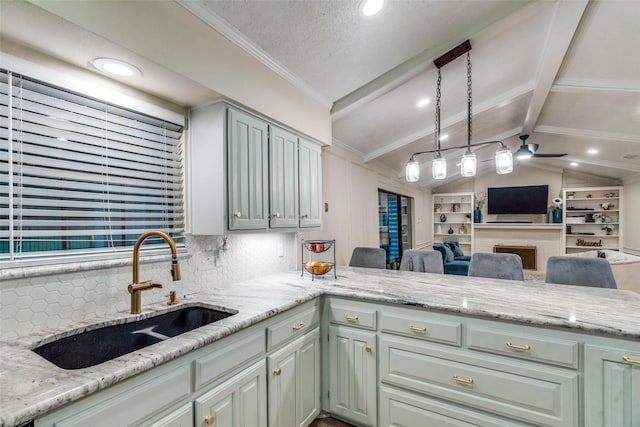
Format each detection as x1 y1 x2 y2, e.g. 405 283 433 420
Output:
515 134 567 159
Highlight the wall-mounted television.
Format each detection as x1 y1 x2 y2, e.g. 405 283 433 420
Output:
487 185 549 215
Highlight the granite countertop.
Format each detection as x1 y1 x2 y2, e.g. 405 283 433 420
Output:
2 268 640 426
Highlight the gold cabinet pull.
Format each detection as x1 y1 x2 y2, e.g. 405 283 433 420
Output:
506 341 531 351
205 415 215 425
274 368 282 376
623 355 640 365
302 213 309 219
292 322 305 330
365 345 372 353
272 212 281 218
409 325 427 333
344 314 359 322
453 375 474 385
233 211 242 218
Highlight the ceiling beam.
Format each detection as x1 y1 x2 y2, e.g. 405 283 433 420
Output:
521 0 589 134
535 125 640 144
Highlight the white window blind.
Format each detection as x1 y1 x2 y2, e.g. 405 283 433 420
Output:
0 69 185 266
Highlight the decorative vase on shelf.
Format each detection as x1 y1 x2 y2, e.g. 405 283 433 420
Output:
553 207 562 223
447 226 454 235
440 214 447 222
473 208 482 223
436 225 442 234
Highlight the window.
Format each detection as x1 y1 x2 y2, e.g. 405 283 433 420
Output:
0 69 185 267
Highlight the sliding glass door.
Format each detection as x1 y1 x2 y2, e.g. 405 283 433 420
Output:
378 190 412 269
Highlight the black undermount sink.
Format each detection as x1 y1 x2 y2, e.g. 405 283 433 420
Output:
33 306 234 370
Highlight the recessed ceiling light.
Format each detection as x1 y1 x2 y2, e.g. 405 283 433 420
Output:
587 148 598 155
417 98 430 108
92 58 142 78
360 0 384 16
570 162 579 167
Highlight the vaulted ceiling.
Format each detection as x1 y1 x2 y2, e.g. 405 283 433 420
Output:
3 0 639 189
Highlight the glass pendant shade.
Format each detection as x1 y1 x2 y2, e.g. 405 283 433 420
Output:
495 148 514 174
460 150 477 177
405 157 420 182
432 155 447 180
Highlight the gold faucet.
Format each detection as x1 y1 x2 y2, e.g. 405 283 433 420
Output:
128 230 181 314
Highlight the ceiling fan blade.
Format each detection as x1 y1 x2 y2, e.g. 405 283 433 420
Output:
532 153 567 158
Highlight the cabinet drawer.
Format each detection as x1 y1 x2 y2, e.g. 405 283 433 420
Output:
380 335 578 426
267 301 319 350
145 403 193 427
327 299 377 330
467 325 579 369
380 307 461 346
195 327 264 390
380 386 530 427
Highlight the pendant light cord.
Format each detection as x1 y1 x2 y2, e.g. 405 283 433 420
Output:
435 68 442 153
467 51 472 149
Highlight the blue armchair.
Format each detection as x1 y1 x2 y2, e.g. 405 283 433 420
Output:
433 243 470 276
443 241 471 262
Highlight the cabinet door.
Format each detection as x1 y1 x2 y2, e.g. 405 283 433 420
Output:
195 360 267 427
267 328 320 427
298 138 322 228
146 403 193 427
585 345 640 427
269 126 299 228
328 325 377 426
227 108 269 230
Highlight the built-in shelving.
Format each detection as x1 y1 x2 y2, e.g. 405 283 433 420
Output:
433 192 474 254
562 186 623 254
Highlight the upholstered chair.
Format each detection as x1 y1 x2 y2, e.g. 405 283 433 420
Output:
432 244 470 276
468 252 525 281
443 241 471 262
348 247 387 269
399 250 444 274
545 256 617 288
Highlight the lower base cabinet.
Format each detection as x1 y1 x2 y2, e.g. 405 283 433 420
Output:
267 328 320 427
328 325 377 427
585 344 640 427
194 360 267 427
379 386 530 427
147 403 194 427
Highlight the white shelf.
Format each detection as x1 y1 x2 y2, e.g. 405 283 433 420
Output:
433 192 475 254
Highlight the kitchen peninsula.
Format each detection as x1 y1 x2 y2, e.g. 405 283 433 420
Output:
1 269 639 427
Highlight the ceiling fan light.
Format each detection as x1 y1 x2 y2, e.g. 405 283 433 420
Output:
432 154 447 180
515 144 533 160
405 157 420 182
495 148 513 174
360 0 384 16
460 150 477 177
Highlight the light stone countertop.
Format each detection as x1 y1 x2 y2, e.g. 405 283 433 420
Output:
1 267 640 427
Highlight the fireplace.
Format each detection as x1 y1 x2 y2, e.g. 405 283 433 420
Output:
493 245 537 270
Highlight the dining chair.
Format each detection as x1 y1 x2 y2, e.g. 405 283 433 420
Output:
348 247 387 269
399 250 444 274
545 256 617 288
468 252 524 281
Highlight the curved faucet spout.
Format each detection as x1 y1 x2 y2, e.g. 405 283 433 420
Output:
129 230 181 314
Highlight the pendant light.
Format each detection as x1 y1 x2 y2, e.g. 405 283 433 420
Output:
404 40 514 183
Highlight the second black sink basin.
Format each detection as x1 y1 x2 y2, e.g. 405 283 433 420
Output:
33 306 234 369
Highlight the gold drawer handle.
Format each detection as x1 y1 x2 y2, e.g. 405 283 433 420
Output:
274 368 282 376
623 355 640 365
344 314 359 322
365 345 372 353
205 415 215 425
292 322 305 330
234 211 242 218
506 341 531 351
453 375 474 385
409 325 427 333
302 213 309 219
272 212 281 218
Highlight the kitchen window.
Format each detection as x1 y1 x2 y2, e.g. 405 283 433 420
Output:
0 69 185 267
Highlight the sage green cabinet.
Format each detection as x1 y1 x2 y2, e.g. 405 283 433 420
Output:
328 325 377 426
269 126 299 228
298 138 322 228
585 344 640 427
267 328 320 427
194 360 267 427
146 403 193 427
227 108 269 230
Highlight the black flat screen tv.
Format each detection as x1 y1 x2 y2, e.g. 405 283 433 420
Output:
487 185 549 215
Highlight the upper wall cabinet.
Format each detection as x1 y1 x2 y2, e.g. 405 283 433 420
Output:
189 103 322 235
227 108 270 230
298 138 322 228
270 126 300 228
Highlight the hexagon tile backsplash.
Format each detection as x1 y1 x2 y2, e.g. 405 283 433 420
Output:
0 233 297 340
